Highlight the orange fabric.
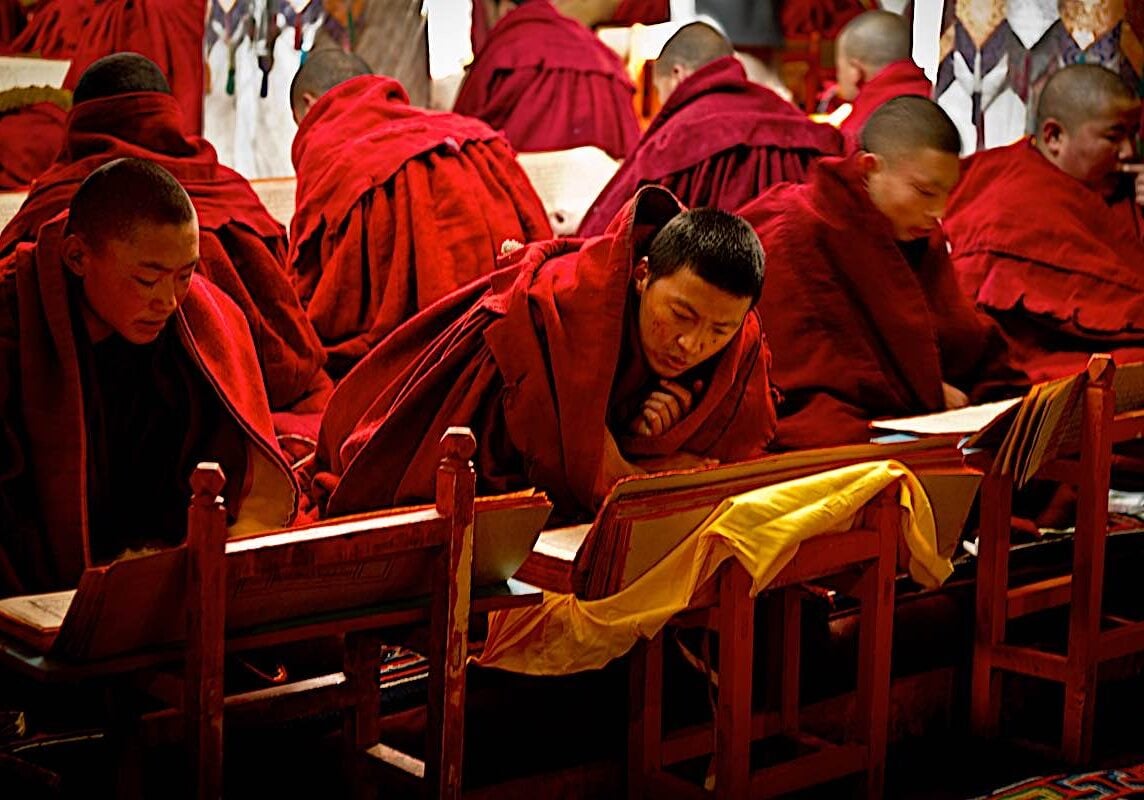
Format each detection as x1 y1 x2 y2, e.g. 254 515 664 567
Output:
289 75 552 377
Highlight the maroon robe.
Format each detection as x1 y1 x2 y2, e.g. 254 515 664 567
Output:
312 187 778 518
839 60 932 153
290 75 552 378
578 56 841 236
0 217 297 595
1 0 83 58
0 91 331 423
739 156 1024 450
0 90 67 190
454 0 640 160
944 139 1144 383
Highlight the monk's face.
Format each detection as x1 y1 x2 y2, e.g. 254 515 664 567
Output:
862 146 960 241
834 41 862 102
634 261 752 379
64 220 200 345
1040 97 1140 198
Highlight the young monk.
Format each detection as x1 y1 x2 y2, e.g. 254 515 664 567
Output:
311 188 777 519
454 0 640 160
943 64 1144 383
0 159 297 596
289 50 552 378
740 96 1023 450
1 54 331 425
835 10 932 152
577 21 841 237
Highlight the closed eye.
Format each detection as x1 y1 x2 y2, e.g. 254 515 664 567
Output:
134 276 158 288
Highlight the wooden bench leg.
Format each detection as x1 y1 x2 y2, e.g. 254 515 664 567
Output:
715 563 754 800
343 631 382 800
780 589 801 738
971 473 1012 740
855 501 897 800
628 635 663 800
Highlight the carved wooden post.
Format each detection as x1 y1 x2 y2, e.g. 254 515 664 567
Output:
428 427 476 800
1063 354 1115 763
186 463 228 800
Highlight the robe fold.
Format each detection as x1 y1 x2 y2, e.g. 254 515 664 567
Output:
0 218 297 596
62 0 206 135
0 91 331 421
944 139 1144 382
312 187 778 519
1 0 82 58
453 0 640 160
839 60 932 152
0 88 68 190
289 75 552 378
739 156 1023 450
578 56 841 237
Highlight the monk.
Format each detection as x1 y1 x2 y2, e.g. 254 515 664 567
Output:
0 158 297 596
0 85 68 190
312 188 777 519
1 54 331 427
454 0 641 160
740 96 1023 450
944 65 1144 383
836 10 932 153
578 21 841 236
289 50 552 378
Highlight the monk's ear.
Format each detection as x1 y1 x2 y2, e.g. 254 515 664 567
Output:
857 151 883 176
1040 118 1066 155
62 234 89 278
633 257 650 295
850 57 868 89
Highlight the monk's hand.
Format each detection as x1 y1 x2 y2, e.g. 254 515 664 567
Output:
630 379 704 437
1118 163 1144 206
942 382 970 410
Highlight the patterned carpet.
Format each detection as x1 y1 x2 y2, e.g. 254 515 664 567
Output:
981 763 1144 799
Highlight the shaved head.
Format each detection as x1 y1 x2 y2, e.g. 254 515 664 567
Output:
68 158 196 247
861 96 961 160
838 10 912 71
289 48 373 121
72 52 171 105
654 22 733 80
1036 63 1138 133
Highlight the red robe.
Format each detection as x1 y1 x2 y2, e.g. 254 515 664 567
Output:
0 92 331 421
454 0 640 160
1 0 83 58
62 0 206 135
739 156 1023 450
839 60 932 153
289 75 552 378
944 139 1144 382
0 91 66 190
471 0 669 57
0 217 297 595
312 187 778 518
578 56 841 236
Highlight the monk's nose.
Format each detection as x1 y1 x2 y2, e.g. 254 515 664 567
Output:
1118 137 1136 161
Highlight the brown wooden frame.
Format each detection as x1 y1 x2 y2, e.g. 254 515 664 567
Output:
971 355 1144 763
628 486 901 799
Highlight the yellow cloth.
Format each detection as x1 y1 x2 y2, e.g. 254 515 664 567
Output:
476 460 951 675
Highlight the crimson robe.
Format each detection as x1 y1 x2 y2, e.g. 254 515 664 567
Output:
312 187 777 518
944 139 1144 383
471 0 669 57
839 60 932 153
739 156 1023 450
454 0 640 160
578 56 841 237
0 92 66 190
62 0 206 135
0 217 297 595
289 75 552 378
0 91 331 421
1 0 83 58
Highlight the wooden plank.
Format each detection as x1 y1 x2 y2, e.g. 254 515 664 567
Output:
991 643 1067 682
970 471 1013 738
750 744 866 798
715 563 754 800
627 636 664 798
1006 575 1072 619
